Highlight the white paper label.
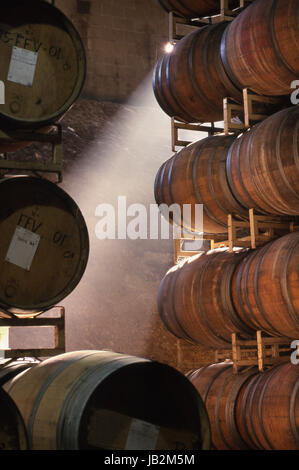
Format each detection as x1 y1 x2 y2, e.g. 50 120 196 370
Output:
125 418 160 450
5 226 40 271
7 46 38 87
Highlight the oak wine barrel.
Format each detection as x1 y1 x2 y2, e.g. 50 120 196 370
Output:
158 0 238 18
154 135 248 234
0 176 89 317
187 363 257 450
226 106 299 217
153 23 241 123
232 232 299 339
221 0 299 96
3 350 211 450
0 387 28 450
0 0 86 129
188 362 299 450
157 249 254 349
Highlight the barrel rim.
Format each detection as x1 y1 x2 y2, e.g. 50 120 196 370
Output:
0 176 90 313
0 0 87 129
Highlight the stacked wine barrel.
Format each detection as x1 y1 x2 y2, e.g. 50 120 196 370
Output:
0 0 89 318
155 0 299 451
188 362 299 450
154 0 299 123
0 351 211 450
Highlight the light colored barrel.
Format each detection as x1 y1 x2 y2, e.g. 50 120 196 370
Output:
3 350 211 450
221 0 299 96
0 0 86 129
0 176 89 317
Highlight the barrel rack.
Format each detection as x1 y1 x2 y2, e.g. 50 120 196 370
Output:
0 307 66 360
0 124 63 183
174 209 299 264
215 332 296 374
169 1 255 44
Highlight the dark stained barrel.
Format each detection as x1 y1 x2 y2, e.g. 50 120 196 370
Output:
221 0 299 96
0 176 89 317
153 23 242 123
157 249 255 349
188 362 299 450
187 363 257 450
158 0 238 18
3 350 211 450
0 0 86 129
226 106 299 217
0 387 28 449
232 232 299 339
155 135 248 234
236 363 299 450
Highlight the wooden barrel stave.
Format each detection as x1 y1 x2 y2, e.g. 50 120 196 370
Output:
3 350 211 450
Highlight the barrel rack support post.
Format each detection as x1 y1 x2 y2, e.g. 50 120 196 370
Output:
0 306 66 359
0 124 63 183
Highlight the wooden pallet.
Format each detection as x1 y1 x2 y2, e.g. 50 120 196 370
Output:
0 124 63 183
215 331 294 374
169 1 254 42
0 306 65 359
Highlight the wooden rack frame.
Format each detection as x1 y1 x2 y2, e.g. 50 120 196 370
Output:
169 1 254 42
224 89 283 135
215 331 294 374
0 306 65 359
173 209 299 262
211 209 299 252
171 118 224 152
171 88 282 152
0 124 63 183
